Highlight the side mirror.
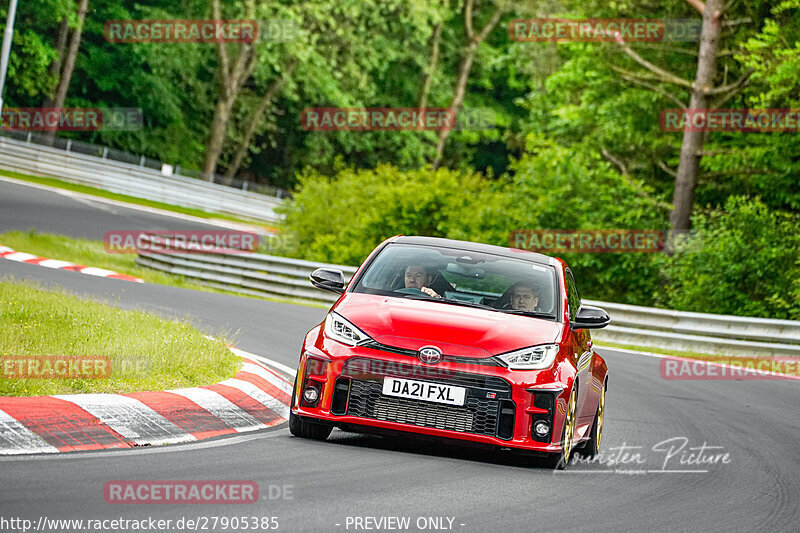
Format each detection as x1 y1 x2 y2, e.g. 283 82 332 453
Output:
310 268 346 294
571 305 610 330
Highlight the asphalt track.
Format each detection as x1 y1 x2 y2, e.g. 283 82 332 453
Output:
0 177 238 239
1 180 799 532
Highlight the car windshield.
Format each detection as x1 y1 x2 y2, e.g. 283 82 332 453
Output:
352 243 558 319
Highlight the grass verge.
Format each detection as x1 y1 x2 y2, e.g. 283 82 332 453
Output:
0 278 240 396
0 170 274 228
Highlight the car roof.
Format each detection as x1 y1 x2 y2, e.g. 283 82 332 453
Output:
391 236 557 266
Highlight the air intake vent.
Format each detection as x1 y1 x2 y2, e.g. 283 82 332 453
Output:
497 400 516 439
330 378 351 415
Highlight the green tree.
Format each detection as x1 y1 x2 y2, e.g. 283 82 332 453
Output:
660 196 800 319
277 163 490 265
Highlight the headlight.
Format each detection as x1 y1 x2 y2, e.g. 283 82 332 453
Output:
497 344 559 370
324 312 371 346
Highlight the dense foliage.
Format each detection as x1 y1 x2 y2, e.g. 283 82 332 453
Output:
3 0 799 317
660 197 800 319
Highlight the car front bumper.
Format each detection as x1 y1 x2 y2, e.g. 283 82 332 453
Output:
292 332 574 453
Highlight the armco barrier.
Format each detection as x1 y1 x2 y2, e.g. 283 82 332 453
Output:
0 136 281 222
134 235 356 303
135 237 800 357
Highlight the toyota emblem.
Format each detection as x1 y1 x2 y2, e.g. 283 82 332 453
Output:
418 346 443 365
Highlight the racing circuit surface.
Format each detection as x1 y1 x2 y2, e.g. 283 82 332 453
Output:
1 180 798 532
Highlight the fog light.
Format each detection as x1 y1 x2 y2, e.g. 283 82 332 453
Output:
533 420 550 437
303 386 320 403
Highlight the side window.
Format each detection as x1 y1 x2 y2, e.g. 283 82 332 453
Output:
565 269 581 321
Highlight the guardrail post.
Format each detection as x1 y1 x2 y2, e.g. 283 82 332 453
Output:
102 147 108 159
65 140 71 152
139 155 145 167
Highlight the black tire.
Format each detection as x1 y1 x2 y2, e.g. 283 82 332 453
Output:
288 386 333 440
578 380 606 458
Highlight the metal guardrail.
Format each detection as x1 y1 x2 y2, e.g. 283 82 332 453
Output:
0 130 289 197
135 235 356 303
583 300 800 345
135 239 800 357
0 135 282 222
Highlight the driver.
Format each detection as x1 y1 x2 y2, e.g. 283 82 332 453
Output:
404 265 442 298
508 281 540 311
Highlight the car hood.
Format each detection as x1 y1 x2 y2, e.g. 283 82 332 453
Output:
332 292 561 358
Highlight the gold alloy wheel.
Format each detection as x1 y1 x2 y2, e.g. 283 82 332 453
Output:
596 384 605 449
562 388 577 464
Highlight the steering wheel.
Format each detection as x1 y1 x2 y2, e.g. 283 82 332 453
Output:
395 287 429 296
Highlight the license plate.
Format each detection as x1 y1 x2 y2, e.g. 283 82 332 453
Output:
382 377 466 406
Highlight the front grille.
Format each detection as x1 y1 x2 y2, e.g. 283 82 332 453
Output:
338 357 515 439
346 380 501 436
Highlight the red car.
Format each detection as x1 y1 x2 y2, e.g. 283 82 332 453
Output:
290 236 610 468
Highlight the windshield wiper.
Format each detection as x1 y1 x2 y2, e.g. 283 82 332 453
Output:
499 309 556 320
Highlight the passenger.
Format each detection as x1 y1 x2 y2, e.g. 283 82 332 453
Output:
404 265 442 298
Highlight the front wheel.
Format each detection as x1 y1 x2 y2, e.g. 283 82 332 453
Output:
542 386 577 470
577 380 606 458
288 386 332 440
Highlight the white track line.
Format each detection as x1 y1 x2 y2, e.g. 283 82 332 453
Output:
53 394 195 446
228 347 297 379
596 345 800 381
0 430 288 462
